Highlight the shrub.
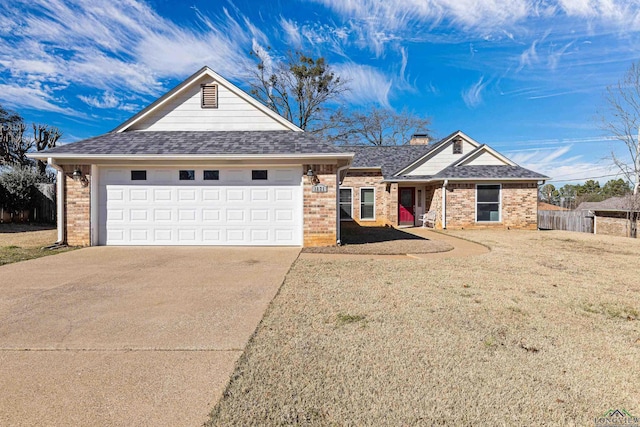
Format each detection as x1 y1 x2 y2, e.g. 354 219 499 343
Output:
0 165 43 213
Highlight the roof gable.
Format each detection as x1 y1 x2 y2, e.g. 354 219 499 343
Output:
114 66 301 133
455 145 515 167
397 130 481 176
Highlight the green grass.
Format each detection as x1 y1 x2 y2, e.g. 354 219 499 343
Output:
335 313 367 326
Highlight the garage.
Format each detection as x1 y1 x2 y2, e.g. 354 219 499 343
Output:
97 166 303 246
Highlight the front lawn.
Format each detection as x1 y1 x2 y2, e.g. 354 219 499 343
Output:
0 224 71 266
208 229 640 425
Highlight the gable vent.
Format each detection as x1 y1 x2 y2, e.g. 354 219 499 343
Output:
201 84 218 108
452 137 463 154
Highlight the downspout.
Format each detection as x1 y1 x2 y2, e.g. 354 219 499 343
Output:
48 157 65 244
442 179 448 229
336 163 351 245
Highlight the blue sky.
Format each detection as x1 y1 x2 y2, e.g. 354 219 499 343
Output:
1 0 640 185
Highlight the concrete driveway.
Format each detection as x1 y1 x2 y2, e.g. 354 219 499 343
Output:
0 246 300 426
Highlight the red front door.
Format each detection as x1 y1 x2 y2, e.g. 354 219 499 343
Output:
398 187 415 225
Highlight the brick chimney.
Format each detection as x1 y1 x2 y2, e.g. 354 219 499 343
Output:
409 134 429 145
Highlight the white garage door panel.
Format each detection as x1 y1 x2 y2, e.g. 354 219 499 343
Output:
98 167 302 246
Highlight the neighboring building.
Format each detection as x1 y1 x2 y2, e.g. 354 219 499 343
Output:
538 202 568 211
31 67 548 248
576 196 640 238
341 131 548 230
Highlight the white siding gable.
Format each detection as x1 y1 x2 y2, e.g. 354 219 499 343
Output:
460 150 509 166
128 75 291 131
404 139 477 176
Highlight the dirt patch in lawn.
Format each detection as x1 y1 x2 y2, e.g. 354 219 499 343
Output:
302 224 453 255
208 229 640 426
0 224 71 266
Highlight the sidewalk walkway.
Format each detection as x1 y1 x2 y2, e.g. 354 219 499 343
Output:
299 227 489 261
404 228 489 259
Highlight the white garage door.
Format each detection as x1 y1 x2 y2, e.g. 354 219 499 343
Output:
98 167 303 246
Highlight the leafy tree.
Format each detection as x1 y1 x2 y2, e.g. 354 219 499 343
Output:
601 178 631 198
0 165 43 213
557 184 577 209
249 50 347 131
577 180 601 197
602 61 640 195
540 183 559 204
325 106 431 146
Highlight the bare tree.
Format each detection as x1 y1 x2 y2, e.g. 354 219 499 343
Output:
32 124 61 174
602 62 640 195
248 49 347 131
326 106 432 146
0 105 61 170
0 122 28 165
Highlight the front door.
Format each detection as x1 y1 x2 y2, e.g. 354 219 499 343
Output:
398 187 415 226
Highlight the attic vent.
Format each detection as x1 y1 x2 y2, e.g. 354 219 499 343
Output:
201 84 218 108
453 138 463 154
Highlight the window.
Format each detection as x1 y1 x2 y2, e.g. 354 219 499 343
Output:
179 170 195 180
360 188 375 220
339 188 353 221
131 170 146 181
203 170 219 180
201 84 218 108
252 170 268 180
453 138 463 154
476 184 501 222
417 190 422 208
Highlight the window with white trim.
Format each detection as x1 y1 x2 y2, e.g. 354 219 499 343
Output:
360 188 375 220
476 184 501 222
339 188 353 221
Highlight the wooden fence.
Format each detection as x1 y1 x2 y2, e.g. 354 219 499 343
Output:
0 183 56 224
538 210 593 234
32 183 56 223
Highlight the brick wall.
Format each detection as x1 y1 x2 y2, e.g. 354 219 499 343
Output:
443 182 538 229
502 183 538 229
304 164 337 247
596 213 639 238
341 172 389 226
63 165 91 246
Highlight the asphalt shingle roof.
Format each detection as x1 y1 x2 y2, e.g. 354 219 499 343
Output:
432 165 548 180
575 196 640 211
341 145 435 176
42 131 344 156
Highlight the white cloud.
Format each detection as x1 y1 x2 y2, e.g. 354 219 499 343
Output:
517 40 539 72
334 63 393 107
313 0 640 55
77 91 139 112
506 145 619 183
0 83 82 116
0 0 256 115
462 76 488 107
280 17 303 47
